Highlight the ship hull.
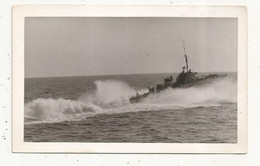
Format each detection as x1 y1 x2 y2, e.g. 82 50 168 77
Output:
129 74 227 104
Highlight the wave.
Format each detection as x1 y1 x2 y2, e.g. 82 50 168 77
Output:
25 78 237 124
78 80 135 108
142 78 237 107
25 98 103 124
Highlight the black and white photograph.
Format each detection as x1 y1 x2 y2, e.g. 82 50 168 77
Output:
24 17 238 143
12 6 247 153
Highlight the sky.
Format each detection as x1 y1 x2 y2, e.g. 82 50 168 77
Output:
25 17 237 78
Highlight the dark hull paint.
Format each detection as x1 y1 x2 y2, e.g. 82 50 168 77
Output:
129 74 227 103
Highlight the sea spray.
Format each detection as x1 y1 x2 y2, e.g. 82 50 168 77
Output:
25 80 137 124
25 98 103 123
79 80 136 108
142 77 237 107
25 78 237 124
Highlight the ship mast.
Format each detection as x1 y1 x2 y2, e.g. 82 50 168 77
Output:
183 40 189 73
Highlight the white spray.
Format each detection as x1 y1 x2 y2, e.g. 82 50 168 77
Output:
25 78 237 124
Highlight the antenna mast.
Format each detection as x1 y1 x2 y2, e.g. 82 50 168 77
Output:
183 40 188 73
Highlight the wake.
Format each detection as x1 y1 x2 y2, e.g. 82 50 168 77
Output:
25 77 237 124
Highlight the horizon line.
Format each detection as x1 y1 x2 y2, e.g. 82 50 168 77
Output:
25 70 237 79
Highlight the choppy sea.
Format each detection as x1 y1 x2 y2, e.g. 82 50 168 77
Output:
24 72 237 143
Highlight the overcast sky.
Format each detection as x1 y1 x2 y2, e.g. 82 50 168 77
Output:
25 17 237 78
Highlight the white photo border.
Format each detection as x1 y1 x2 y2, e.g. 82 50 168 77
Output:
12 5 247 153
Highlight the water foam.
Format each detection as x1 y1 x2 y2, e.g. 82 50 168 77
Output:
25 78 237 124
79 80 136 107
142 78 237 107
25 98 103 124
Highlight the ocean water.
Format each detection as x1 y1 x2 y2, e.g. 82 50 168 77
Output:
24 73 237 143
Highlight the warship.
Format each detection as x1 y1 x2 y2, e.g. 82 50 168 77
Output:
129 41 227 103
